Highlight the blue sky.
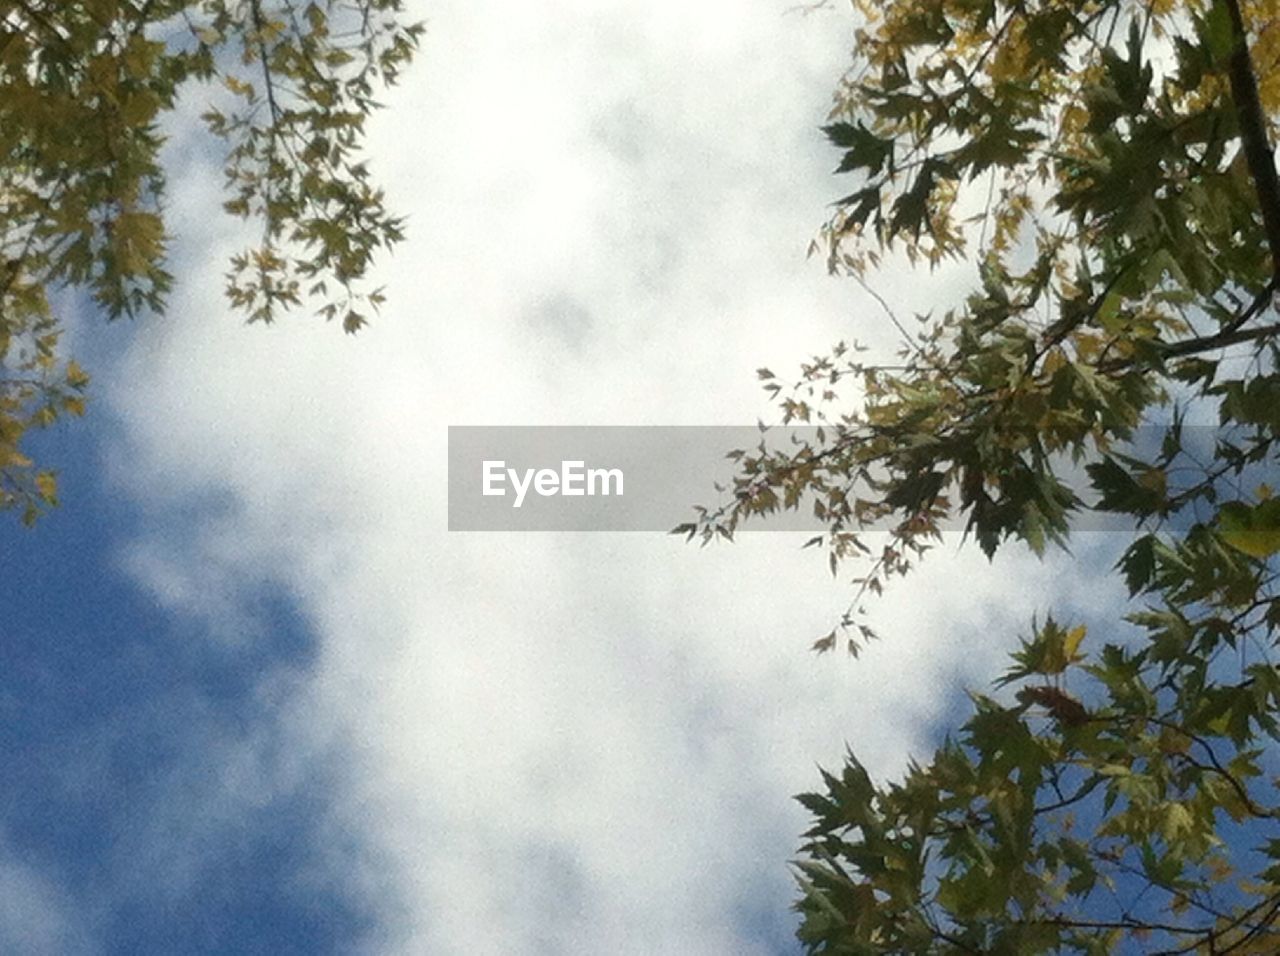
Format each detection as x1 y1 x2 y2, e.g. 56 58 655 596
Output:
2 415 375 954
0 1 1132 952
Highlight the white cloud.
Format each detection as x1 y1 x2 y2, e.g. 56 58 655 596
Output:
99 0 1127 952
0 838 94 956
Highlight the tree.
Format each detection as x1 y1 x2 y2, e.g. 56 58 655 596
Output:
680 0 1280 950
0 0 421 524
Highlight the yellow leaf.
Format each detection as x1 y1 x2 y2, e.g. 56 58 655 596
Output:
1063 625 1086 661
66 360 90 390
1 449 32 469
34 471 56 502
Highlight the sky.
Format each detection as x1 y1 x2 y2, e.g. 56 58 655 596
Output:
0 1 1131 953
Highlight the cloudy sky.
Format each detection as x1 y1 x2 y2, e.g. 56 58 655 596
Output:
1 2 1128 953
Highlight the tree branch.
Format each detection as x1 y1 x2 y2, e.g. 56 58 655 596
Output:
1223 0 1280 277
1094 275 1280 372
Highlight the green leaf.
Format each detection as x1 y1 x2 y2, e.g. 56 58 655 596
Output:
824 122 894 177
1117 534 1157 594
1217 499 1280 559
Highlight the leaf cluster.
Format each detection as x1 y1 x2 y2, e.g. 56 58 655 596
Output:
683 0 1280 949
0 0 422 522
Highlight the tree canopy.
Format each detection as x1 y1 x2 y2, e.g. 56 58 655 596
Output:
683 0 1280 950
0 0 421 524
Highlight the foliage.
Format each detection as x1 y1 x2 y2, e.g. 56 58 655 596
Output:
0 0 421 523
683 0 1280 949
